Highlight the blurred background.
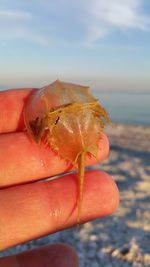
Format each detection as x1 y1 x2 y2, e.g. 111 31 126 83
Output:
0 1 150 266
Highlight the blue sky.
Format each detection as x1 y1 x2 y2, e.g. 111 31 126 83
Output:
0 0 150 91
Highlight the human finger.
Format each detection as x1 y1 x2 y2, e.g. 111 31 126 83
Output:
0 132 109 187
0 170 119 250
0 88 35 134
0 244 79 267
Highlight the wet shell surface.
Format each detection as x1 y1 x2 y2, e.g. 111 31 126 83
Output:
24 80 110 223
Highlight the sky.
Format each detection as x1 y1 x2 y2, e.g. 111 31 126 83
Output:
0 0 150 91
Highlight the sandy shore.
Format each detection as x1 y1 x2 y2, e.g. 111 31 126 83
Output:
1 124 150 267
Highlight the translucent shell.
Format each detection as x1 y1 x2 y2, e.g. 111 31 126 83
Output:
24 80 110 224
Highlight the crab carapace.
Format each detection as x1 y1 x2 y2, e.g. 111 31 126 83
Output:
24 80 110 224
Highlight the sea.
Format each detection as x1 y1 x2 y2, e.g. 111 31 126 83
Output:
0 87 150 126
93 90 150 126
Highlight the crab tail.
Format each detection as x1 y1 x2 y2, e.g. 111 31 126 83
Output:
77 151 86 225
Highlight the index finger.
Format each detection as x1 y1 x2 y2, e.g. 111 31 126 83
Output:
0 131 109 187
0 88 36 133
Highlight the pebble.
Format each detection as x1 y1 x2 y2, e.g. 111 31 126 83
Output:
89 235 97 241
89 242 97 249
91 262 99 267
87 249 96 259
105 264 113 267
97 251 105 260
144 254 150 265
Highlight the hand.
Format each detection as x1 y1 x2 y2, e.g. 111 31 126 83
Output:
0 88 119 266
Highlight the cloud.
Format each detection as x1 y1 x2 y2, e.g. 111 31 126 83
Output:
0 0 149 46
84 0 150 44
0 8 48 45
0 9 31 19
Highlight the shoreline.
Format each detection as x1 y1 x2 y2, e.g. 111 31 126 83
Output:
105 123 150 152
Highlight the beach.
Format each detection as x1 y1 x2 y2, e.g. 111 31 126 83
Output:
1 123 150 267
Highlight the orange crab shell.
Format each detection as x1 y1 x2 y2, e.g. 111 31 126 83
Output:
24 80 110 224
